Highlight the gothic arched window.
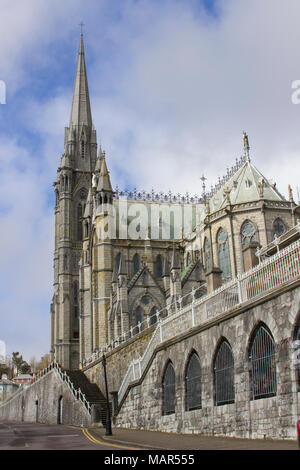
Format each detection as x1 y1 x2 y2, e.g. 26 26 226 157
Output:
135 306 143 331
249 324 277 400
133 253 140 275
203 237 211 272
241 220 257 246
214 340 235 406
273 218 286 238
162 361 176 415
185 352 201 411
115 253 121 272
150 306 157 325
155 254 163 278
217 229 232 280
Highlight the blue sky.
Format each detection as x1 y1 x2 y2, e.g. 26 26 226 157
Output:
1 0 300 362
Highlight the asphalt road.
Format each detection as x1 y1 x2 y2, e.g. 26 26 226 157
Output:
0 421 131 450
0 421 298 452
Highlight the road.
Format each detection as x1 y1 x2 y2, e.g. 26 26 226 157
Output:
0 421 298 452
0 421 135 450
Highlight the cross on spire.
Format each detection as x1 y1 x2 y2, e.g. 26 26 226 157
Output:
79 22 84 35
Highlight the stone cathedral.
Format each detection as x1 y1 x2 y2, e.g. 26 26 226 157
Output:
50 35 300 372
2 34 300 441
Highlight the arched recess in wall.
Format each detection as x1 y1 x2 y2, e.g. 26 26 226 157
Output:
162 361 176 416
213 339 235 406
57 395 63 425
248 322 277 400
185 351 201 411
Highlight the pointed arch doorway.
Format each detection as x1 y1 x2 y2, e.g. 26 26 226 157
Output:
57 395 63 425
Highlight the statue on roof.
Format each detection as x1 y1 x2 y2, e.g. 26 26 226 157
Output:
243 131 250 161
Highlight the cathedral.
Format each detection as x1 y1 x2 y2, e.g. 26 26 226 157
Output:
1 33 300 441
50 34 300 373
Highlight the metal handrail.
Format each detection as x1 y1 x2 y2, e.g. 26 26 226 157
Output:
118 238 300 404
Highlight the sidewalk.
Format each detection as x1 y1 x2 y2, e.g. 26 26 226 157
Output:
89 426 299 451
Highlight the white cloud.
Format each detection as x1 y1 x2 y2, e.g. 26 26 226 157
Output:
1 0 300 360
90 0 300 198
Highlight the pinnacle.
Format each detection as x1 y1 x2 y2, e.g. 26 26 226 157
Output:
69 34 93 128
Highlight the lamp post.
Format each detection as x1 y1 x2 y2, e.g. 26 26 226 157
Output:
102 354 112 436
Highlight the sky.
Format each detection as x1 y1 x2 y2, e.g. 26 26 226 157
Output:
0 0 300 362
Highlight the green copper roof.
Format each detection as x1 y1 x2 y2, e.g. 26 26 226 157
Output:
209 159 286 212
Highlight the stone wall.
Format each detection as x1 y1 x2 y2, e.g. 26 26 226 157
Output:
108 284 300 439
0 369 91 427
83 327 155 394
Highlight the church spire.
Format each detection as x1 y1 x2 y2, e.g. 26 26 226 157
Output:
97 151 113 192
70 34 92 128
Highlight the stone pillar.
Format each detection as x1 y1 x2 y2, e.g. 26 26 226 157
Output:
205 267 222 294
242 241 260 272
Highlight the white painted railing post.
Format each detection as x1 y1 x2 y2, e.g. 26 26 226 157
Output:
237 275 243 303
159 320 163 343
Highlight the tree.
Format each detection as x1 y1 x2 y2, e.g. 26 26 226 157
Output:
29 356 37 374
36 354 51 372
12 352 24 375
11 352 32 376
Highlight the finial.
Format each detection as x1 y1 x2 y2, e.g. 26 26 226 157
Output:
288 184 294 203
205 197 210 215
224 187 231 205
258 178 264 199
243 131 250 161
200 174 207 196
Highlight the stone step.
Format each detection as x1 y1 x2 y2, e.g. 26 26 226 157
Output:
63 369 109 425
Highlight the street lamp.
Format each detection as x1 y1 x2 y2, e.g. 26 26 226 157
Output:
102 354 112 436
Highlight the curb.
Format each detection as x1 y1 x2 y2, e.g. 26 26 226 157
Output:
89 429 164 450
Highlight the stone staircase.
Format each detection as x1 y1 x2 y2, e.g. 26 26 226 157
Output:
64 370 109 425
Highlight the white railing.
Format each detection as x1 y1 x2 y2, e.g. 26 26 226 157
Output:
117 238 300 404
50 363 92 415
81 287 200 368
0 362 92 415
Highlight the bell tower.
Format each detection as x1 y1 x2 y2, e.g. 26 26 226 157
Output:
50 34 97 370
